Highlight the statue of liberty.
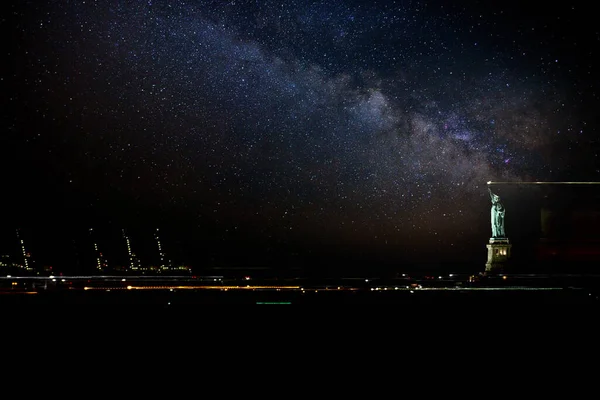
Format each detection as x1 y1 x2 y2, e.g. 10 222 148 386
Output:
488 187 505 238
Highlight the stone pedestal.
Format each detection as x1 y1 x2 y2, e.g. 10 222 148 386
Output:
485 238 512 273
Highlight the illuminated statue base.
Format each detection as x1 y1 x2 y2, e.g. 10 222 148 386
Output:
485 238 512 273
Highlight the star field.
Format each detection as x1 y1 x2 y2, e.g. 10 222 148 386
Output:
4 0 600 268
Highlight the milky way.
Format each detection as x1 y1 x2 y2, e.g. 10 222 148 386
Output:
5 1 599 265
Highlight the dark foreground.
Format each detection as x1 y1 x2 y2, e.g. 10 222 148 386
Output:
1 273 599 305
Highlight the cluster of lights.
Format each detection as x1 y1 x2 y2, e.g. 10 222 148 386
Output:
154 228 168 270
79 228 192 273
122 229 142 270
15 230 32 271
89 229 109 271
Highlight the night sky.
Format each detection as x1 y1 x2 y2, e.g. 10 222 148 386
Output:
3 0 600 272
